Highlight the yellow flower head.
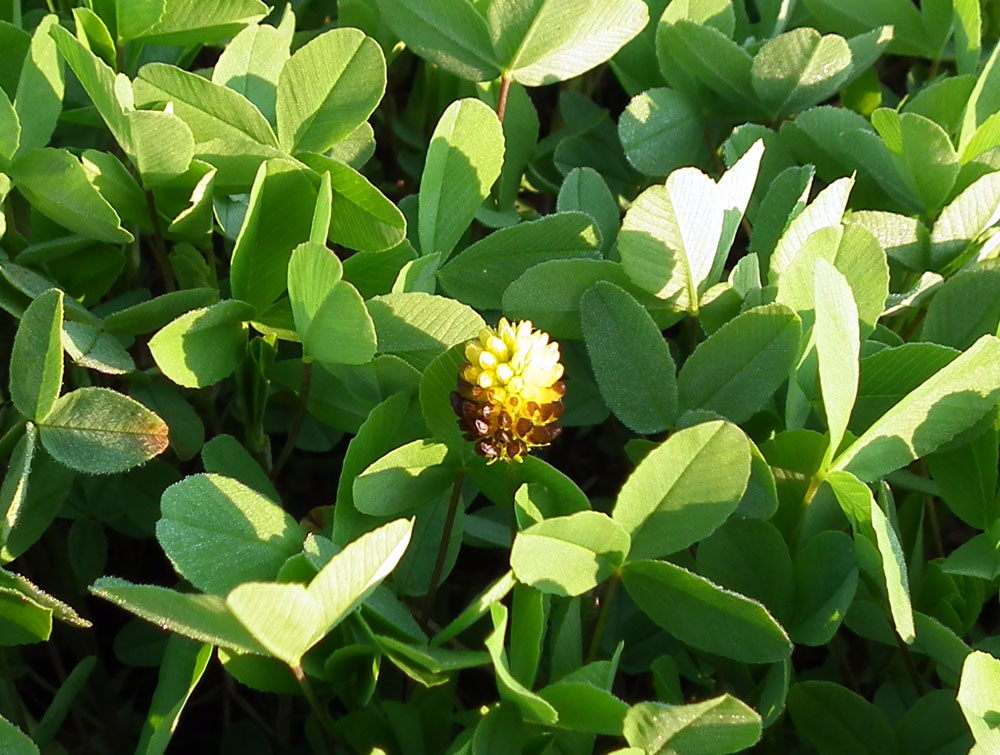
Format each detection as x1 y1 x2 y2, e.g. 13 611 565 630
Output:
451 318 565 463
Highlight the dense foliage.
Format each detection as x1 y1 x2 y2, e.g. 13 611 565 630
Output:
2 0 1000 752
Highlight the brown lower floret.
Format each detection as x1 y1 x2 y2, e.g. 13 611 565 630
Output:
450 377 564 463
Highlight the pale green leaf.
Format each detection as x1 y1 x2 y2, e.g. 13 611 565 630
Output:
11 149 133 244
612 421 751 560
814 258 860 466
581 281 677 434
10 289 63 422
90 577 266 655
511 511 630 597
622 559 792 663
623 696 762 755
489 0 648 86
148 300 253 389
157 474 306 595
419 98 504 258
276 28 385 154
833 335 1000 481
38 388 169 474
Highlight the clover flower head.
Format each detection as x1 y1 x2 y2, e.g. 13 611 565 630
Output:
451 318 565 463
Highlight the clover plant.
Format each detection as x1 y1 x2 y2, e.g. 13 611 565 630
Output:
1 0 1000 753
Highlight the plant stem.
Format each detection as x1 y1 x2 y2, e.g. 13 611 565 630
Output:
143 190 176 293
586 573 620 663
496 76 512 124
0 418 27 464
895 633 927 694
271 361 312 481
802 475 822 508
420 473 465 630
925 497 945 560
292 665 349 750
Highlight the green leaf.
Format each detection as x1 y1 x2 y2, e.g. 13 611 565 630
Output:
537 677 629 736
749 165 814 268
695 518 794 623
0 449 72 563
833 335 1000 481
11 149 133 244
202 434 279 503
677 303 801 423
157 474 306 595
10 289 63 422
656 20 757 114
62 321 135 376
622 559 792 663
230 159 316 312
484 603 559 724
958 651 1000 751
117 0 268 47
623 695 762 755
619 167 724 312
127 109 195 188
852 343 958 434
227 518 412 666
954 0 982 76
0 425 36 554
48 23 130 153
922 265 1000 351
508 584 545 688
148 300 252 389
353 440 456 516
103 288 219 336
776 223 890 339
90 577 266 655
619 87 705 179
751 29 852 119
300 154 407 252
135 638 212 755
789 531 858 646
926 427 999 529
276 28 385 155
0 88 18 169
287 241 377 366
0 713 38 754
488 0 648 86
899 690 974 755
612 421 751 560
14 15 64 157
439 212 600 310
556 168 620 257
37 388 169 474
787 681 897 755
511 511 629 597
800 0 929 56
580 281 677 434
959 40 1000 153
212 20 291 126
769 176 853 280
871 109 959 216
368 292 485 371
224 582 321 667
419 98 504 258
0 586 52 645
133 62 281 189
870 486 914 643
503 259 679 340
311 517 414 631
929 172 1000 270
814 258 860 467
373 0 501 81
